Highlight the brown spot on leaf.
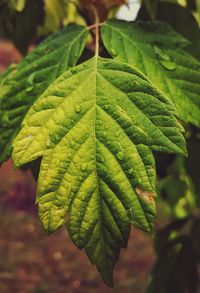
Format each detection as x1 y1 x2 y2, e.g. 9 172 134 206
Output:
135 187 155 204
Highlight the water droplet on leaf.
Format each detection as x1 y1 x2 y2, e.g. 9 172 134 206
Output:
26 72 36 92
117 151 125 161
80 162 88 171
27 72 36 85
128 168 133 175
132 133 137 139
55 135 60 143
26 86 34 92
71 68 79 74
160 59 176 71
102 131 107 138
110 48 118 57
100 156 105 163
153 44 176 71
74 104 82 113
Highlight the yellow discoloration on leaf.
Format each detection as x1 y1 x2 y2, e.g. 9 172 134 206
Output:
135 187 155 204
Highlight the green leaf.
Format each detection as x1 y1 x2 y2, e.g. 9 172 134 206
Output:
38 0 67 36
0 24 88 164
12 56 185 285
142 0 158 20
186 128 200 196
148 237 198 293
154 218 189 254
9 0 26 12
0 0 45 54
101 20 200 127
139 2 200 60
158 156 197 219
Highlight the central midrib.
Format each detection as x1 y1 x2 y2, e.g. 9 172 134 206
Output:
93 56 107 263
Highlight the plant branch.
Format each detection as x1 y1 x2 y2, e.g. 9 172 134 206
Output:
90 5 100 56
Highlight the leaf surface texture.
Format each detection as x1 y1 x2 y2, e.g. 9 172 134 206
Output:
13 57 186 285
102 20 200 127
0 24 88 163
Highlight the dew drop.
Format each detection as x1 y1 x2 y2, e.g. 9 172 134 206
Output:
26 72 36 92
160 59 176 71
55 134 60 142
128 207 133 218
117 151 125 161
45 48 52 54
115 131 120 137
74 104 82 113
54 117 59 124
4 64 17 81
132 133 137 139
104 104 110 110
27 72 36 85
55 159 60 167
81 131 86 139
128 168 133 175
80 162 88 171
100 156 105 163
153 44 176 71
110 48 118 57
71 68 79 74
26 86 34 92
102 131 107 138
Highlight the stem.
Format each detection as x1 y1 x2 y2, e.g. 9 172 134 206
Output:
90 5 100 57
95 23 99 56
88 23 104 30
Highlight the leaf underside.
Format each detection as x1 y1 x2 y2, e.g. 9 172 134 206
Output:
102 20 200 127
0 24 88 164
12 56 185 286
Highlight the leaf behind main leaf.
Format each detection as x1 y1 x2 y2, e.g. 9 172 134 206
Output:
0 23 88 164
13 56 186 286
101 20 200 127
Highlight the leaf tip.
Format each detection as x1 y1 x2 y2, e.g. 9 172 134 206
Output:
100 269 114 288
